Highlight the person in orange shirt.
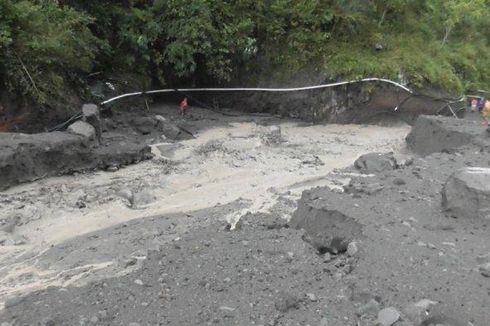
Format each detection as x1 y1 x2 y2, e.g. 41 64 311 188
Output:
179 97 188 117
482 99 490 125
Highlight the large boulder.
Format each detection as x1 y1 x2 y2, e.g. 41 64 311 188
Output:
81 103 102 143
290 190 362 254
82 103 99 117
0 132 152 191
406 115 482 156
156 115 196 141
442 167 490 219
66 121 95 140
354 152 396 174
131 116 157 135
156 119 182 140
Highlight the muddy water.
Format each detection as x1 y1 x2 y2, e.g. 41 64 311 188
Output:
0 115 410 306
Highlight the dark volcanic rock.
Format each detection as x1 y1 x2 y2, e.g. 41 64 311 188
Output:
290 190 362 254
354 152 397 174
442 167 490 219
0 132 86 190
0 132 152 191
406 115 484 156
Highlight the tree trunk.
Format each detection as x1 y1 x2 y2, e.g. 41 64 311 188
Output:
442 26 452 46
378 8 387 27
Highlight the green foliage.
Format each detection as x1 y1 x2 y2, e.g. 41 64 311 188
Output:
0 0 97 107
152 0 255 81
2 0 490 111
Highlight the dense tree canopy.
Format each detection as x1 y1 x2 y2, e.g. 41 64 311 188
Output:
1 0 490 109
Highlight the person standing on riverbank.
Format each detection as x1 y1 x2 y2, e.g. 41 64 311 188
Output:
179 97 188 117
482 99 490 125
471 98 478 112
477 98 485 112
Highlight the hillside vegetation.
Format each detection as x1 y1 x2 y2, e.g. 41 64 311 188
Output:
1 0 490 111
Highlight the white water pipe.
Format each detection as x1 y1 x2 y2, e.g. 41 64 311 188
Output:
100 77 413 106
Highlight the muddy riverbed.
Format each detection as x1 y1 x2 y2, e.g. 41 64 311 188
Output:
0 105 488 326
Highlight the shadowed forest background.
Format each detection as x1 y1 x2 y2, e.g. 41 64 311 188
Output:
1 0 490 115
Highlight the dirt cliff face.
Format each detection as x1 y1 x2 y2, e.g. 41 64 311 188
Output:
1 68 457 133
198 77 455 125
0 73 150 133
0 89 83 134
0 91 29 132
